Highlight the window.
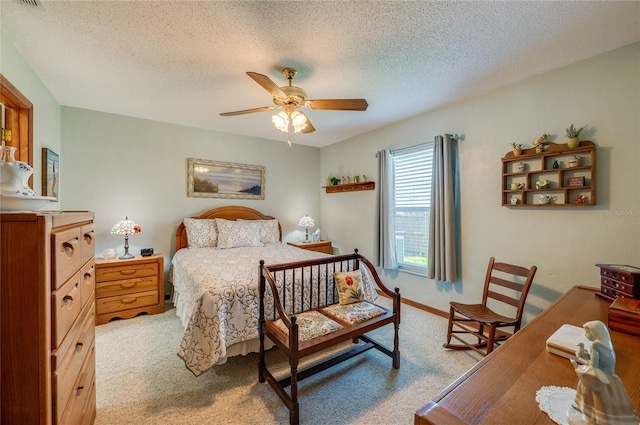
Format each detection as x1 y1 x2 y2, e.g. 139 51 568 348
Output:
393 143 434 274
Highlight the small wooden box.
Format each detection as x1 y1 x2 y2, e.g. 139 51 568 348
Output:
595 264 640 301
608 297 640 337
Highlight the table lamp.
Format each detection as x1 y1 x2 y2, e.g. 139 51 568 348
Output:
110 216 141 259
298 214 315 243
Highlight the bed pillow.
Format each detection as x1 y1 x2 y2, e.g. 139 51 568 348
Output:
183 218 218 248
215 218 264 249
239 219 280 244
333 270 365 305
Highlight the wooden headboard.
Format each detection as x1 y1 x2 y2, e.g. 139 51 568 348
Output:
174 206 282 252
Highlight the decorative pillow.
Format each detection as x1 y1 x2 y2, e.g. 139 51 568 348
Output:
239 219 280 244
215 218 264 249
323 302 386 325
272 311 344 342
333 270 365 305
183 218 218 248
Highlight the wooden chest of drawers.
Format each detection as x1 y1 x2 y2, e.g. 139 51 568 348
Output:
595 263 640 301
95 253 164 324
1 211 96 425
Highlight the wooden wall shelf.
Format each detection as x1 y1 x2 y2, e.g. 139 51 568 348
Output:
323 181 375 193
502 141 596 207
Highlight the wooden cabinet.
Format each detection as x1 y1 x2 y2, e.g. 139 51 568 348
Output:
288 240 333 254
95 253 164 325
323 181 375 193
1 211 96 425
502 141 596 207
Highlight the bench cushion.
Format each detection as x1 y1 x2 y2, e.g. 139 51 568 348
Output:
323 302 386 325
272 311 344 342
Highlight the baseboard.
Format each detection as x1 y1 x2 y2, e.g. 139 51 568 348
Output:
376 289 448 318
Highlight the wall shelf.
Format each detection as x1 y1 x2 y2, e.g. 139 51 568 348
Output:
323 181 375 193
502 141 596 207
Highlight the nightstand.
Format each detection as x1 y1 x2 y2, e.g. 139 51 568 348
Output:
95 253 164 325
288 240 332 254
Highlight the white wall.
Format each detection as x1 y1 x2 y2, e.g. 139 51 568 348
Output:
0 28 61 209
321 41 640 321
60 108 323 286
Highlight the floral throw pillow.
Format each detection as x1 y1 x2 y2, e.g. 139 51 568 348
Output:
239 219 280 244
183 218 218 248
334 270 365 305
215 218 264 249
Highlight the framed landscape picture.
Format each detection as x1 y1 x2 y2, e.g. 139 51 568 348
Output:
42 148 59 200
187 158 265 200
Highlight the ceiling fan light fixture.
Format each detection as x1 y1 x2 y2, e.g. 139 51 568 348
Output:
272 111 289 132
290 110 308 133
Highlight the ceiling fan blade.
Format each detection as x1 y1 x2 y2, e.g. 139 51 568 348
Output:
220 106 278 116
305 99 368 111
247 72 287 98
299 112 315 133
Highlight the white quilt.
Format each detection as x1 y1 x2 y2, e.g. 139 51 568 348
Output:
171 243 377 376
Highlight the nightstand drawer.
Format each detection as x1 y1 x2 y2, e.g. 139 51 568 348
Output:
96 290 158 315
96 262 158 282
96 276 158 299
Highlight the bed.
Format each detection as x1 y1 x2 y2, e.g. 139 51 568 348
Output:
170 206 378 376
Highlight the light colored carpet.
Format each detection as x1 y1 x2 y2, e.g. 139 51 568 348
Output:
95 298 481 425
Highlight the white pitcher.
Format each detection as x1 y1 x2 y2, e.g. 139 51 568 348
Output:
0 146 36 196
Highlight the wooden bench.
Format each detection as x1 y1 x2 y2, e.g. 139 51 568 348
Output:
258 250 401 425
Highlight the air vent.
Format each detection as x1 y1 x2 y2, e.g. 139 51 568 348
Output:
18 0 44 9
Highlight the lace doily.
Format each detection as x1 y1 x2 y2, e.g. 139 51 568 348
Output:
536 386 576 425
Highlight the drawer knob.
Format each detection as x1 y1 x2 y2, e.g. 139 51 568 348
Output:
119 270 137 276
62 238 79 258
75 342 84 353
121 297 137 304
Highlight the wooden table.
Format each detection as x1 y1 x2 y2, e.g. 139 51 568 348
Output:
415 286 640 425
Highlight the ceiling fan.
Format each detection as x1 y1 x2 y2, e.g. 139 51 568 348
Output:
220 68 368 143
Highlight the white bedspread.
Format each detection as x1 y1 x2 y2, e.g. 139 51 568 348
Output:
171 243 377 376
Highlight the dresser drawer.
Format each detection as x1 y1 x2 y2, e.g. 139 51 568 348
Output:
96 290 158 315
52 301 95 423
52 227 83 290
80 224 95 267
81 260 95 307
57 347 95 425
52 271 83 348
96 276 158 299
96 262 158 282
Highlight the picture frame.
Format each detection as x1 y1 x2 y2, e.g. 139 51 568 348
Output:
42 148 59 200
187 158 265 200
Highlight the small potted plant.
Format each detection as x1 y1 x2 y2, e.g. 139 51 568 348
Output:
329 176 340 186
511 142 524 156
566 124 584 148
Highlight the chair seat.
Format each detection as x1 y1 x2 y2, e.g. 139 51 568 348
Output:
450 302 518 326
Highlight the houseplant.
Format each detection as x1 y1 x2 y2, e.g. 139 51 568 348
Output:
511 142 524 156
329 176 340 186
566 124 584 148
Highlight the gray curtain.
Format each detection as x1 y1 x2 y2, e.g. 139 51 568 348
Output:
375 149 397 269
428 135 458 282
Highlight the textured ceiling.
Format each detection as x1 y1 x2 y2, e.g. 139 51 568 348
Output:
1 1 639 147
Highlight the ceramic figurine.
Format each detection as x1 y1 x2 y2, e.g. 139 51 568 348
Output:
516 162 526 172
576 195 585 204
567 321 639 425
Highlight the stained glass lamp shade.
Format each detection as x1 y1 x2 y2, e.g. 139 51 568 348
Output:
298 215 315 243
110 217 141 259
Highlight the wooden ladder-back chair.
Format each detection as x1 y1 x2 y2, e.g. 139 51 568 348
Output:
443 257 537 356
